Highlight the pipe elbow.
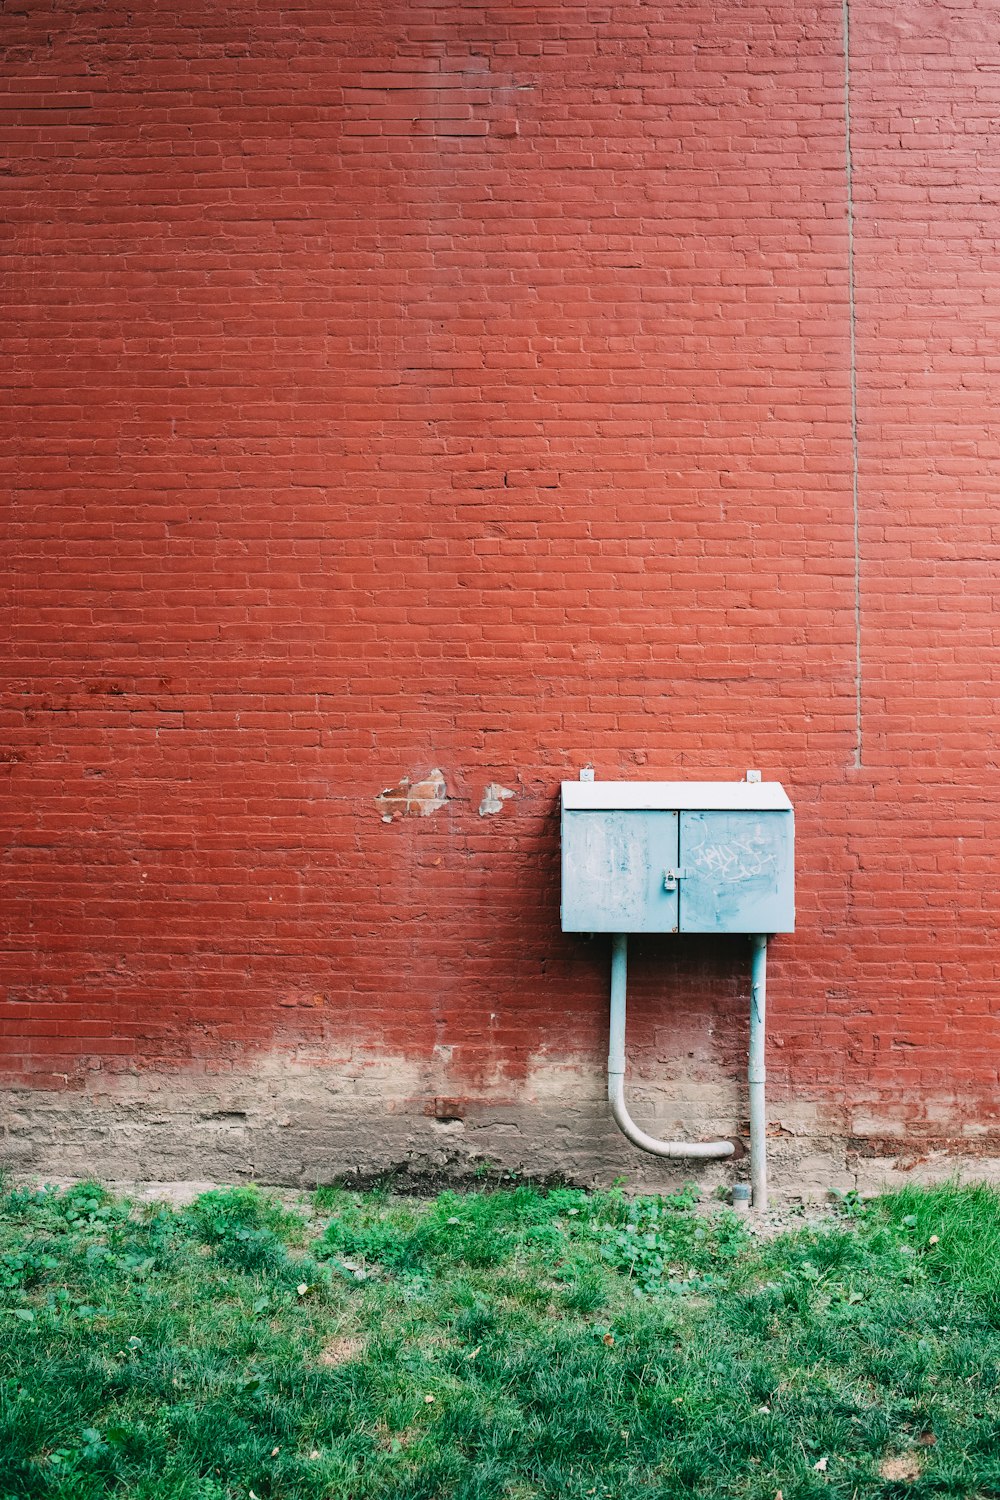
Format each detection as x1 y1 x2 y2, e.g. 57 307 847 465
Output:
608 1074 735 1161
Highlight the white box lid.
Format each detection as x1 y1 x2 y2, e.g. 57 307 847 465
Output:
561 780 793 812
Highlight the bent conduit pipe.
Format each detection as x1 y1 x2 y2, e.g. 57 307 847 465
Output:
608 933 735 1161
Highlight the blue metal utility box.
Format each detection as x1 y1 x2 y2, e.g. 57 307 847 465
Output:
560 781 794 936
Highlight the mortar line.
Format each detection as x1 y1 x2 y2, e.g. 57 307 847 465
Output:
843 0 862 768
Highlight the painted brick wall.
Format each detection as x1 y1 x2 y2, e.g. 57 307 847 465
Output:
2 0 999 1190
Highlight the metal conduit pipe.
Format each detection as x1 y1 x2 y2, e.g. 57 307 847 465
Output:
608 933 735 1161
749 934 768 1211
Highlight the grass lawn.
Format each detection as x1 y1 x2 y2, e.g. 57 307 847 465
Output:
1 1175 999 1499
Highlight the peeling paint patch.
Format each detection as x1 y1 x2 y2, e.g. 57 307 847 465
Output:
479 783 515 817
376 769 448 822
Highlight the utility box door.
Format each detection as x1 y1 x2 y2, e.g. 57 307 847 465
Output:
679 810 794 934
560 810 679 933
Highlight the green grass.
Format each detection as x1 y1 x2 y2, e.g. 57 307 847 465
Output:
1 1177 999 1499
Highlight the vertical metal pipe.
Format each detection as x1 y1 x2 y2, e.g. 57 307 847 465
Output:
749 934 768 1211
608 933 628 1088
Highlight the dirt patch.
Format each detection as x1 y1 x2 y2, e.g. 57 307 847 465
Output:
879 1455 922 1482
319 1335 364 1367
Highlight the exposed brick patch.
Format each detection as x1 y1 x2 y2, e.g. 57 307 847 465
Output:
375 771 448 822
478 784 515 817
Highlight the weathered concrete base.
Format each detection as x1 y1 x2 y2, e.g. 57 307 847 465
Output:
2 1052 998 1200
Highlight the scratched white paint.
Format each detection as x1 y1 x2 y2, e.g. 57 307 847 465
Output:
690 834 779 883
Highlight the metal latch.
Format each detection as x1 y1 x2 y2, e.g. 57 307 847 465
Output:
663 868 689 891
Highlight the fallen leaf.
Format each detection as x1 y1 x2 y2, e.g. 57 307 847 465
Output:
271 1447 279 1457
603 1333 615 1346
296 1283 310 1296
880 1455 922 1482
813 1457 829 1472
928 1235 939 1246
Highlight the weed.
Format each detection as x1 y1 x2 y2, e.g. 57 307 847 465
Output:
831 1186 870 1219
591 1189 748 1295
184 1185 308 1274
311 1184 344 1213
185 1185 305 1244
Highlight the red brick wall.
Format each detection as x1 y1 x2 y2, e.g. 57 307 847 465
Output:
2 0 998 1184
